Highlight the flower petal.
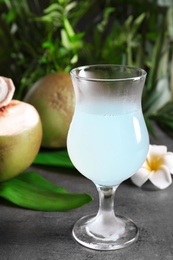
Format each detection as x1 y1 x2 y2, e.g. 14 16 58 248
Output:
142 160 150 169
162 152 173 174
148 144 167 157
131 167 151 187
149 165 172 189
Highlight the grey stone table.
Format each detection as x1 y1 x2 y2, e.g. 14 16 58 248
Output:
0 124 173 260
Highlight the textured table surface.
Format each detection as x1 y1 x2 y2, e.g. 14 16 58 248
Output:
0 124 173 260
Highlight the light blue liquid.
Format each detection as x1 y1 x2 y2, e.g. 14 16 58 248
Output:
67 108 149 186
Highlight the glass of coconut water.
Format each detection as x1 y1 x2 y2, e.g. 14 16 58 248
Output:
67 64 149 250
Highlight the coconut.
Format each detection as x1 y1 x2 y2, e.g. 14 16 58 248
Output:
24 72 75 148
0 77 42 182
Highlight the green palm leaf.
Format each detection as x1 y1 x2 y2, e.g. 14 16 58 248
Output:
34 149 74 168
0 172 92 211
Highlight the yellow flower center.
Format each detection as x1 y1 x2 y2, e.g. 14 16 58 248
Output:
147 155 163 172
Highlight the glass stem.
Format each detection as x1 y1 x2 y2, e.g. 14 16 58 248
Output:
87 184 126 239
96 184 118 223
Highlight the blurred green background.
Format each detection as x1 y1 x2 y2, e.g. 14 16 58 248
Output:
0 0 173 135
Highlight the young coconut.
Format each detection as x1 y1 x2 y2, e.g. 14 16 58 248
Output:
0 76 42 182
24 72 75 149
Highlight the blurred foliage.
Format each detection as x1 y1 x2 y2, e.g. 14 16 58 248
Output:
0 0 173 136
0 0 90 97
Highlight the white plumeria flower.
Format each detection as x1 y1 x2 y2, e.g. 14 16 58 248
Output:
131 145 173 189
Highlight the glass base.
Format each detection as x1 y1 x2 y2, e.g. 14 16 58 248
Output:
72 214 139 250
